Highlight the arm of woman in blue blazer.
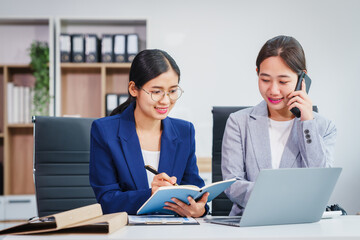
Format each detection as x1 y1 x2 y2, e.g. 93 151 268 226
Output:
89 121 151 215
164 122 209 217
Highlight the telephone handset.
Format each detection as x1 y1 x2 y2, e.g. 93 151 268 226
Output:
290 71 312 118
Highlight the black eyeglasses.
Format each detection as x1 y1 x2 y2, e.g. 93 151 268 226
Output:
140 86 184 102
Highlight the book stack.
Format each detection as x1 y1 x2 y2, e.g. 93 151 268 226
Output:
7 74 35 124
0 204 128 235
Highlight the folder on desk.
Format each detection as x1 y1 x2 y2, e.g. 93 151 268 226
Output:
60 34 71 62
101 34 114 62
85 34 100 63
0 204 127 235
126 33 139 62
114 34 126 63
128 215 199 225
71 34 85 62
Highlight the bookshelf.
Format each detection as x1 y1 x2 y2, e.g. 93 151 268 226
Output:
0 66 3 197
55 18 146 118
0 18 53 219
0 17 147 219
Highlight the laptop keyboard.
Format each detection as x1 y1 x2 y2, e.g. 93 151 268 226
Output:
205 217 242 227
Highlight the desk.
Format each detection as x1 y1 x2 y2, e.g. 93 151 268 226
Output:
1 216 360 240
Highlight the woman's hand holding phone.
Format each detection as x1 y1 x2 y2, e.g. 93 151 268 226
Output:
287 80 314 121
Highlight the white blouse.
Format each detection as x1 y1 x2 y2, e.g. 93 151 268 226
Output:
141 149 160 188
268 118 295 169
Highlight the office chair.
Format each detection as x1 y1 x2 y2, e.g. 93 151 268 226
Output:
33 116 98 217
212 106 248 216
211 105 319 216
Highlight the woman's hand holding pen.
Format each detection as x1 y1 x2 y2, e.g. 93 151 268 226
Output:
151 173 177 195
163 192 209 218
146 166 208 217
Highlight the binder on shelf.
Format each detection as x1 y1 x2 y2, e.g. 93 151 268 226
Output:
85 34 100 63
60 34 71 62
118 94 128 106
101 34 114 63
106 94 119 116
7 82 14 124
114 34 126 63
0 204 128 235
71 34 85 62
126 34 139 62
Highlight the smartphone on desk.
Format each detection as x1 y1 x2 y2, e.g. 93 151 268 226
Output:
290 71 312 118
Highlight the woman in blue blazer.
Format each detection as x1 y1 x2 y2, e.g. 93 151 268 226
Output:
222 36 337 216
90 49 209 217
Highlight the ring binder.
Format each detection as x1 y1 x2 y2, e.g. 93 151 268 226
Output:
71 34 85 62
101 34 114 62
85 34 100 63
60 34 71 62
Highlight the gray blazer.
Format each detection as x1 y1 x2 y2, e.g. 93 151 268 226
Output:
221 101 337 216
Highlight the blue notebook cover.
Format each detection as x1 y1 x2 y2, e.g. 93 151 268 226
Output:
137 178 236 215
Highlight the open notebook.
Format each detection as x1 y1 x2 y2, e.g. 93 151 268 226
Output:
137 178 236 215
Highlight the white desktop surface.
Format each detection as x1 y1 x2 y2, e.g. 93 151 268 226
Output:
1 215 360 240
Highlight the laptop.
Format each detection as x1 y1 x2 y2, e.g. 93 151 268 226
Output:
208 168 342 227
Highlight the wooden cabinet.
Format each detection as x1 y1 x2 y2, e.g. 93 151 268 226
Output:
2 65 35 195
60 62 131 118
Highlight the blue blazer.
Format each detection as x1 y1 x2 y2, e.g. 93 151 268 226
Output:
89 102 206 214
221 101 337 216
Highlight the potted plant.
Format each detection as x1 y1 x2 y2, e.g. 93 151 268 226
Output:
29 41 50 116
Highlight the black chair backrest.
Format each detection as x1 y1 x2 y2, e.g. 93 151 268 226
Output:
211 105 319 216
212 106 249 216
33 116 97 217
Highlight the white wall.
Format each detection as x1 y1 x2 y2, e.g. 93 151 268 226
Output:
1 0 359 214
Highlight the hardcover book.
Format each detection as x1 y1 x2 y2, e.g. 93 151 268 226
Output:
0 204 127 235
137 178 236 215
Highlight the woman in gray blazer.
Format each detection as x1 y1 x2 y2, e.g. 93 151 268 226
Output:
221 35 337 216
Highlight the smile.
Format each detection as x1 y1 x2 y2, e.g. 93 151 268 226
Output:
268 97 283 104
155 107 168 114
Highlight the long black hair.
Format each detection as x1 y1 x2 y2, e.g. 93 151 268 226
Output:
256 35 306 76
110 49 181 115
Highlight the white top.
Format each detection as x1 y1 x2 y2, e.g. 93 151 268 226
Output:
141 149 160 188
268 118 295 169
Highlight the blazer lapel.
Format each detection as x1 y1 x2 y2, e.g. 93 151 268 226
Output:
157 118 179 176
279 119 301 168
248 101 272 170
118 104 148 190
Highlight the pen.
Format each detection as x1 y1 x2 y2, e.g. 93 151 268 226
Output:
144 165 178 186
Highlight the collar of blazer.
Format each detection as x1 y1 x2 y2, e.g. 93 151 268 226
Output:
117 101 180 189
248 100 300 170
